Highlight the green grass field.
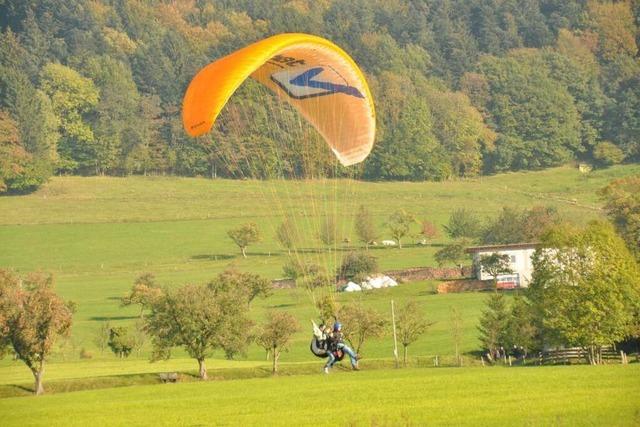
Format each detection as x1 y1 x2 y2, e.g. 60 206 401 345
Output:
1 365 638 426
1 165 639 423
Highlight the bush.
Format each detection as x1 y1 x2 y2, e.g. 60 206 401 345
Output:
337 252 378 281
593 141 624 167
79 348 93 359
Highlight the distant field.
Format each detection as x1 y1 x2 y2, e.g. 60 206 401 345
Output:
0 165 638 367
1 365 638 426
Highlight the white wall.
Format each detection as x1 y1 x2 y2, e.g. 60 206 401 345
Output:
473 247 536 287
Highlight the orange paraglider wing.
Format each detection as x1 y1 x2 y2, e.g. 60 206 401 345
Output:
182 33 375 166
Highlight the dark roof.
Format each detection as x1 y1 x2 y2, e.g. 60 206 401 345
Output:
465 242 540 253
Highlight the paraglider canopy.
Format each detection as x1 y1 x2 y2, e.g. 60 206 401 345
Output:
182 33 376 166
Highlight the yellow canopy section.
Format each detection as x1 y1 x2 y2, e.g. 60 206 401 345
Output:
182 33 376 166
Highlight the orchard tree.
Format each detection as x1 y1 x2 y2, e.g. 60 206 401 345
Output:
227 222 261 258
145 283 254 379
444 208 482 240
0 270 74 395
121 272 163 317
207 269 271 306
355 205 378 249
396 301 433 366
337 252 378 282
528 222 640 364
450 306 464 366
256 311 300 374
419 220 438 244
434 242 467 267
338 302 386 354
275 217 300 255
386 209 415 248
318 215 337 249
108 326 133 358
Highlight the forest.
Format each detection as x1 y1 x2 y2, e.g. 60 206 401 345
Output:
0 0 638 192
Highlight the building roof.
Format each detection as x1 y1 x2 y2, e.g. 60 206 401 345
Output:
465 242 540 253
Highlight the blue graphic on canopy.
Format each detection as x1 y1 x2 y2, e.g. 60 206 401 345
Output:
289 67 364 99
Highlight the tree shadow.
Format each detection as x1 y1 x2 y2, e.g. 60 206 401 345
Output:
90 315 139 321
190 254 236 261
268 303 297 309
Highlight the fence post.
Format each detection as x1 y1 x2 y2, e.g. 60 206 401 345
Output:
481 356 485 367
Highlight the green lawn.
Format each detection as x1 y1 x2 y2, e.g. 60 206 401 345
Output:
1 365 638 426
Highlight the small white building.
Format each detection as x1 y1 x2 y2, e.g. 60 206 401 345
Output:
465 243 539 288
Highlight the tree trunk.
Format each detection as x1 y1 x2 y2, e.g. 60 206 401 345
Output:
403 345 408 367
32 365 45 395
241 247 247 258
398 239 402 249
198 358 208 380
272 348 279 374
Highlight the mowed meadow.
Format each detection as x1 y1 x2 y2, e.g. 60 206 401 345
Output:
1 366 638 426
1 165 640 424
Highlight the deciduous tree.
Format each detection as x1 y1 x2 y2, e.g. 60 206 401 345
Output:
256 311 300 374
396 301 433 366
0 270 74 395
227 222 261 258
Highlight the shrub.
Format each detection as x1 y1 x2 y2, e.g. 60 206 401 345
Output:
337 252 378 281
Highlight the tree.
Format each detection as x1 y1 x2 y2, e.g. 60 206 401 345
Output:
318 215 337 249
479 253 513 288
40 62 99 173
481 206 561 244
478 50 582 172
450 306 464 366
477 292 510 360
396 301 433 366
593 141 624 167
355 205 378 249
93 321 111 354
121 273 163 317
434 242 467 267
504 294 538 357
207 269 271 307
0 270 74 395
145 283 254 379
108 326 133 358
338 302 386 354
528 221 640 364
275 217 299 255
599 176 640 260
444 208 482 240
418 220 438 244
227 222 261 258
337 252 378 282
256 311 300 374
386 209 415 248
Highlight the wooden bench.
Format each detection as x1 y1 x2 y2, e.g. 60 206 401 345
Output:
158 372 180 383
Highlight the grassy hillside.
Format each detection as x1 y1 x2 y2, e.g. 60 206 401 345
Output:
1 365 638 426
0 165 638 369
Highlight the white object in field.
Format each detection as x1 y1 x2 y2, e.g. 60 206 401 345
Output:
357 275 398 291
343 282 362 292
382 240 397 246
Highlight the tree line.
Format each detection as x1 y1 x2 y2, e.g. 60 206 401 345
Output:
1 0 638 192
